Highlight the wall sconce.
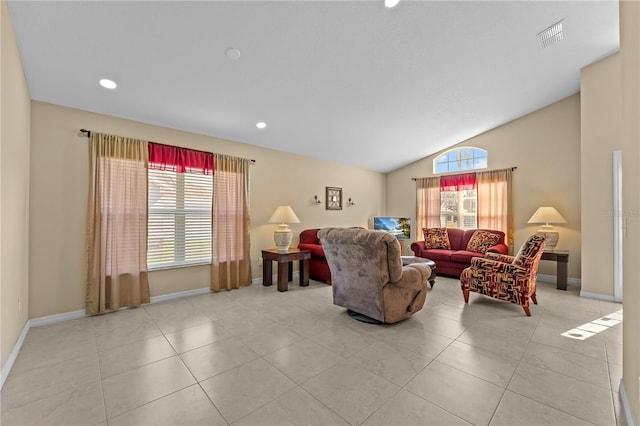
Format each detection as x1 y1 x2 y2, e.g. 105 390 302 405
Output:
347 198 355 207
313 195 322 205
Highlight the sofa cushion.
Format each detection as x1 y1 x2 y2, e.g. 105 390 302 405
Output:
423 228 451 249
466 230 501 253
446 228 466 250
421 249 455 262
450 250 483 264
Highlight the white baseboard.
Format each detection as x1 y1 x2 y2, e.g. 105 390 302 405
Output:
150 287 210 304
535 274 615 302
619 379 636 426
1 320 30 390
1 285 217 390
29 309 86 327
579 291 616 302
536 273 581 287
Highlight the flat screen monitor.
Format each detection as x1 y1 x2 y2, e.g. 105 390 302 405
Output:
373 217 411 239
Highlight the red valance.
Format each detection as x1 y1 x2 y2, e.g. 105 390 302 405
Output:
440 173 477 191
148 142 214 175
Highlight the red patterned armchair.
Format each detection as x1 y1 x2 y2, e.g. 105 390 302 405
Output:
460 234 546 316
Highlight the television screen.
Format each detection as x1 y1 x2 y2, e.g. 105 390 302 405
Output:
373 217 411 239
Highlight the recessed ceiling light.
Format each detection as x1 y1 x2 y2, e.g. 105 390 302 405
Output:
225 48 241 60
99 78 117 89
256 121 267 129
385 0 400 8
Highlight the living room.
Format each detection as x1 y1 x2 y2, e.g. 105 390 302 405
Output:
2 1 639 426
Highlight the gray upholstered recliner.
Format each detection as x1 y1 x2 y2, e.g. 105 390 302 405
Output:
318 227 431 323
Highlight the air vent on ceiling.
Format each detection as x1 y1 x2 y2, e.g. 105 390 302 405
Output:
537 20 565 49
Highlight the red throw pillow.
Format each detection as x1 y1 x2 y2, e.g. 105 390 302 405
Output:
423 228 451 249
466 230 501 253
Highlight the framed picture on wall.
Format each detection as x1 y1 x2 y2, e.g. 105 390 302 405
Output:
326 187 342 210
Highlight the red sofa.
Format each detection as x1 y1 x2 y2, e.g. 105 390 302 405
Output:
410 228 508 278
298 228 332 283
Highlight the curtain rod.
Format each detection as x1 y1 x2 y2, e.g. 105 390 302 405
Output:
411 166 517 181
80 129 256 163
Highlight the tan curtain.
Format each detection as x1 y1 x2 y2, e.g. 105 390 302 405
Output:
416 177 441 239
477 168 514 252
86 132 150 315
211 154 252 291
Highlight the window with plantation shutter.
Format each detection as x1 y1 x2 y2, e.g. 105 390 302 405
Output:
147 142 214 270
148 169 212 269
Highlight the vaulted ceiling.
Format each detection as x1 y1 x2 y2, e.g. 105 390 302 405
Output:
8 1 619 172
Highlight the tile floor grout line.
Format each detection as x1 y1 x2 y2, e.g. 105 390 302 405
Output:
502 386 602 426
505 305 605 426
400 375 478 426
92 316 110 425
2 279 622 426
195 381 232 426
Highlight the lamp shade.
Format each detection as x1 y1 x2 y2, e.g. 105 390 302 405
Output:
269 205 300 224
527 206 567 226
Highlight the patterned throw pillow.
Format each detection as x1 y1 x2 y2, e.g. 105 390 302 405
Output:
423 228 451 249
466 230 501 253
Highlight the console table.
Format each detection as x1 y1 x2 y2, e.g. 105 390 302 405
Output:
541 250 569 291
262 248 311 292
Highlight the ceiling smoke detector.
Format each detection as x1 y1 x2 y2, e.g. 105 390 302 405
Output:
537 20 565 49
225 48 241 60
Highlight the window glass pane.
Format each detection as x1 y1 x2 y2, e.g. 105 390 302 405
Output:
462 215 477 229
435 162 448 174
460 148 472 160
474 157 488 169
472 148 487 159
439 189 477 229
433 147 488 174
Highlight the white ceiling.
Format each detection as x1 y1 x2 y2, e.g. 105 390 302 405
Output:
7 1 619 173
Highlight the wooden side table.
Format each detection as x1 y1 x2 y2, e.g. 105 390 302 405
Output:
262 248 311 292
541 250 569 290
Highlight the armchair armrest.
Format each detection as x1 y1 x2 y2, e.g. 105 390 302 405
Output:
470 257 527 276
390 264 431 289
485 252 516 264
410 241 426 255
487 243 509 255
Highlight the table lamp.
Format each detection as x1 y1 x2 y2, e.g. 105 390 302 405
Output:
269 205 300 252
527 206 567 251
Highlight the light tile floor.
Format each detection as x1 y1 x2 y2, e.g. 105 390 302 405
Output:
0 277 627 426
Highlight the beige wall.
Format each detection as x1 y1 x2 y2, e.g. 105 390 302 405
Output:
29 101 386 318
1 0 31 370
620 1 640 423
580 53 621 298
387 94 582 280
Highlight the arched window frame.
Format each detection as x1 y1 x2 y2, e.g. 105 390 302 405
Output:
433 147 488 174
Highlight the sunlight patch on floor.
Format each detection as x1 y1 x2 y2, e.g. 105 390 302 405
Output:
561 309 623 340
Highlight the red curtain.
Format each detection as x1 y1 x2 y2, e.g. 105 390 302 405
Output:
148 142 214 174
440 173 476 191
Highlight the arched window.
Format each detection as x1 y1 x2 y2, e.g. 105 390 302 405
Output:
433 147 487 174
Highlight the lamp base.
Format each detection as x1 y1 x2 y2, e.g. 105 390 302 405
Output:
536 229 559 251
274 225 292 252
